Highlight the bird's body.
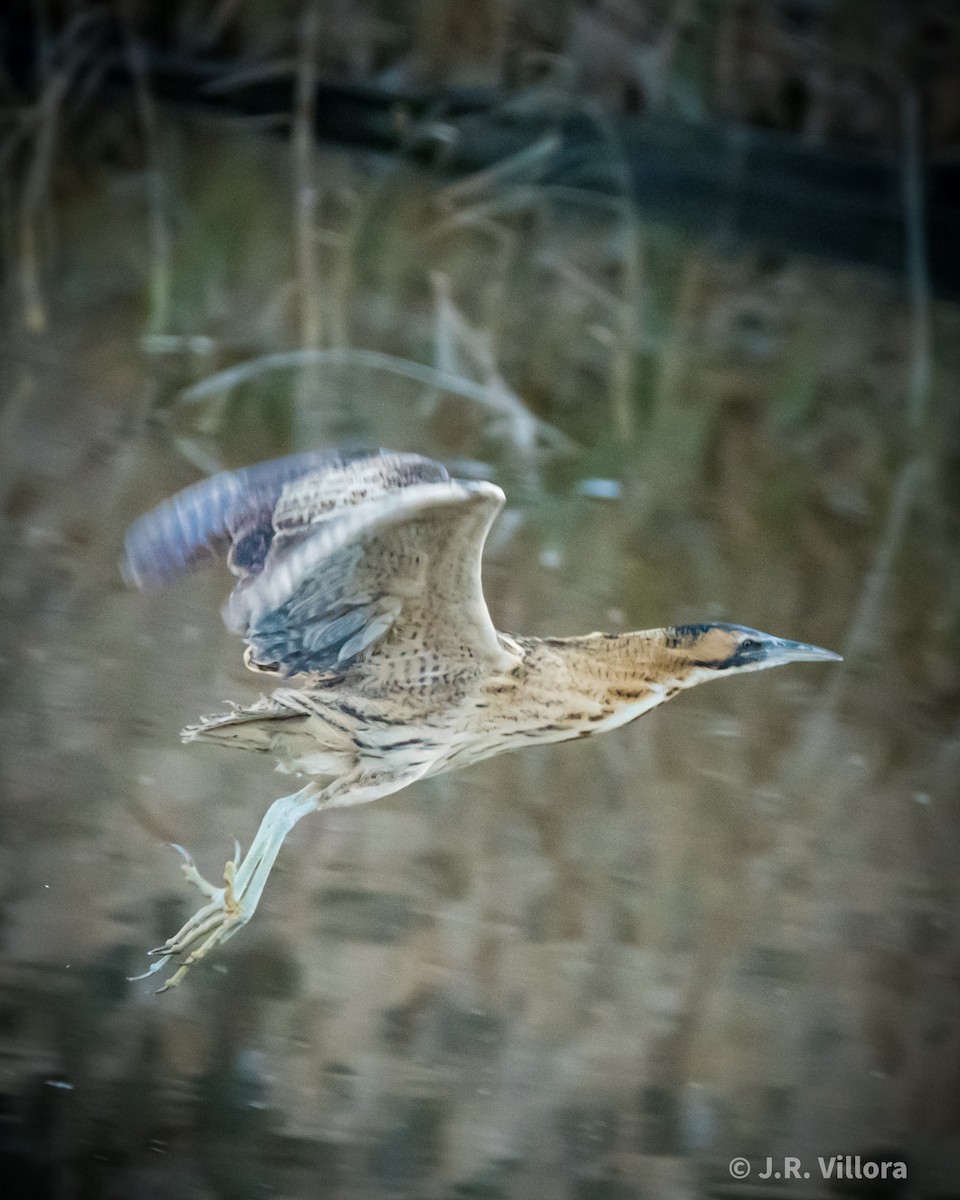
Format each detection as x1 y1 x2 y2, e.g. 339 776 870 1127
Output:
186 632 681 781
124 450 840 990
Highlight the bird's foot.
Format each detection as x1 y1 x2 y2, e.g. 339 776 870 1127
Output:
131 782 325 994
129 843 249 993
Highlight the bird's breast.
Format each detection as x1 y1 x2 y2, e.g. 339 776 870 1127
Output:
581 684 675 733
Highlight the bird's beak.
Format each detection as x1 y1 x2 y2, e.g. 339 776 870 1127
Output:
768 638 843 665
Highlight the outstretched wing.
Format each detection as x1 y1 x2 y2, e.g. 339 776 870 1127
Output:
122 450 516 677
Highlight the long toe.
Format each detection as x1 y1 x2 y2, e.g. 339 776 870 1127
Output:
179 859 224 902
153 898 225 954
164 910 230 958
128 958 175 983
154 907 248 992
134 860 251 990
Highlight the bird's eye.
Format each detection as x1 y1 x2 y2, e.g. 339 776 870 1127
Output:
740 638 759 652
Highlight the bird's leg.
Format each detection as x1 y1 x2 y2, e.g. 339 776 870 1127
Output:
132 767 423 992
133 780 325 992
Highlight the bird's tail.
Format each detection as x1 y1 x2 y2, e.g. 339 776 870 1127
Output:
181 692 304 751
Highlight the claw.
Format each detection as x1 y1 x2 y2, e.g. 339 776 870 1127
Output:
127 958 170 982
156 969 187 994
169 842 192 864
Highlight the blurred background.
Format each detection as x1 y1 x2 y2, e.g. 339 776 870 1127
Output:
2 1 960 1197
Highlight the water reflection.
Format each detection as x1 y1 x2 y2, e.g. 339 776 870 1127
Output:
1 116 957 1198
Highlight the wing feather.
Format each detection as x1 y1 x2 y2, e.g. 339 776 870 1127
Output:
123 450 514 677
122 449 372 589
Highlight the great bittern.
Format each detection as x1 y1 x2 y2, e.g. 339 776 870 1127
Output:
124 449 840 990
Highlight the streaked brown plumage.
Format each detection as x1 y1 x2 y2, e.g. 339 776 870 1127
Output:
124 449 840 990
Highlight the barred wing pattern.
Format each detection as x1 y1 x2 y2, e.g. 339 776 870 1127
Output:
123 450 513 677
122 449 369 589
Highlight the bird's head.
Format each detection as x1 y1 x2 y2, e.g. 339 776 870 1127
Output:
663 622 841 685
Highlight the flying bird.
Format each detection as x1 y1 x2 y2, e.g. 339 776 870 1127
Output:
123 449 840 990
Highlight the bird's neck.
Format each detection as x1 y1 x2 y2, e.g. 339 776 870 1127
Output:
510 629 701 727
